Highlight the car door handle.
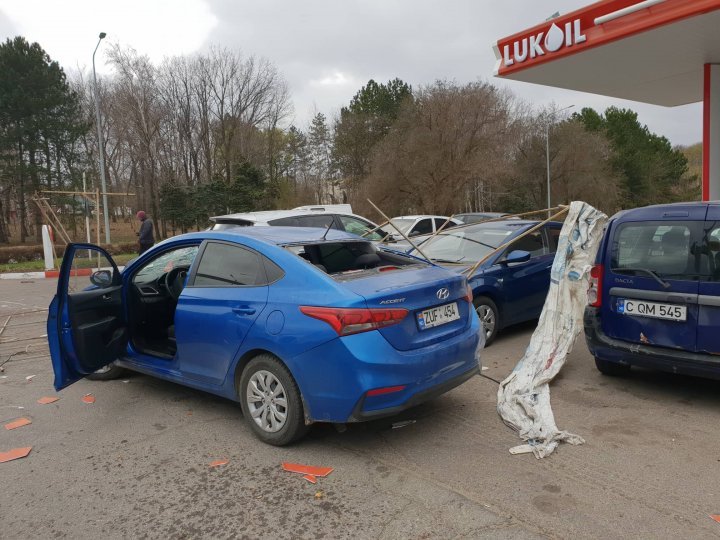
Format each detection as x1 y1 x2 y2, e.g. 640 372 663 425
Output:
102 293 113 301
232 307 256 316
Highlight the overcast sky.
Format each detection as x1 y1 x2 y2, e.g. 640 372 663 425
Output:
0 0 702 146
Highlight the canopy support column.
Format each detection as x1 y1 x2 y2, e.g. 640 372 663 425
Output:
703 64 720 201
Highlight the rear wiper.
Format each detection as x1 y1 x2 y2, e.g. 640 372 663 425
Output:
612 267 670 289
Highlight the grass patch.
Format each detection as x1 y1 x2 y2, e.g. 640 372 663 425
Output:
0 253 137 273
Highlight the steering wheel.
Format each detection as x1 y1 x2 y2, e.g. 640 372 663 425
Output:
166 266 190 300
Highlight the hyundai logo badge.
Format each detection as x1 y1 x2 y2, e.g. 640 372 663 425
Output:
436 287 450 300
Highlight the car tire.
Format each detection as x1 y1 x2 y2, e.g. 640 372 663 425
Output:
238 354 308 446
594 357 630 376
474 296 499 346
86 363 127 381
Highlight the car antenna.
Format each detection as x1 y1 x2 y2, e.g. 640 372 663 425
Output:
320 222 333 241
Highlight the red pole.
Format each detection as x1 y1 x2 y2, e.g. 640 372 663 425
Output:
703 63 711 202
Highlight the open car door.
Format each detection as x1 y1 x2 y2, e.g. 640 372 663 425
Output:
47 243 127 391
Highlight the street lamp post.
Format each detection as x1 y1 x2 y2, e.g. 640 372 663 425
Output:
92 32 111 244
546 104 575 217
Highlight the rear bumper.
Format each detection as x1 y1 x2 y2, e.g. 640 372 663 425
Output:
584 307 720 380
347 364 480 421
289 315 481 423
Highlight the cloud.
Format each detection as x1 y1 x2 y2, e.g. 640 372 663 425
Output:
310 72 358 88
0 0 217 72
197 0 700 144
0 9 15 40
0 0 703 145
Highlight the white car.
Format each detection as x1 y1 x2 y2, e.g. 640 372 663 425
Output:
388 215 462 238
210 205 390 241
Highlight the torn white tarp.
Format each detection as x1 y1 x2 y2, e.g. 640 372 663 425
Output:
497 201 608 458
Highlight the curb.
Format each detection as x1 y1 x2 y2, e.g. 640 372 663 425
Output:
0 271 48 280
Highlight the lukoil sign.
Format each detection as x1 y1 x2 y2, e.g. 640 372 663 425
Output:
502 19 587 67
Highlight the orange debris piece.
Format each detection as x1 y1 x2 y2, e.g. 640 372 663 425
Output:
4 417 31 430
82 394 95 404
282 462 334 477
0 447 32 463
302 474 317 484
711 515 720 524
37 396 59 405
210 459 229 468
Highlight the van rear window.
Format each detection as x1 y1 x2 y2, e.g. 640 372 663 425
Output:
612 222 700 280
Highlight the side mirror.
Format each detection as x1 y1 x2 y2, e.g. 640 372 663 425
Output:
90 269 113 288
409 231 420 237
503 250 531 265
383 235 397 243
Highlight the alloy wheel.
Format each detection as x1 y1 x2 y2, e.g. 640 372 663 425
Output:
246 370 288 433
93 365 113 374
476 304 496 339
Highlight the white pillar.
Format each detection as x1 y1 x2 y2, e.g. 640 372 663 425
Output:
41 225 54 270
703 64 720 201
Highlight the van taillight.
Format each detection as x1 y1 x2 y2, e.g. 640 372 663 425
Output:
588 264 603 307
300 306 408 336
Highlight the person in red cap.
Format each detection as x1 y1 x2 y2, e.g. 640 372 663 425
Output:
136 210 154 254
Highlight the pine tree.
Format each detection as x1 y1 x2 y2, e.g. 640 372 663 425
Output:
0 36 87 242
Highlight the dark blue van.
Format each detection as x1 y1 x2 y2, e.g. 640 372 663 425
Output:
585 202 720 380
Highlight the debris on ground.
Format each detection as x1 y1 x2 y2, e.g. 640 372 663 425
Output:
497 202 608 459
0 446 32 463
0 315 11 338
209 459 229 468
711 515 720 524
509 444 534 455
25 375 35 381
37 396 59 404
314 490 325 499
282 462 334 477
302 474 317 484
391 420 416 429
4 417 31 430
81 393 95 404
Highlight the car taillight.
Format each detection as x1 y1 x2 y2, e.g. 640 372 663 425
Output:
588 264 603 307
464 282 473 303
300 306 408 336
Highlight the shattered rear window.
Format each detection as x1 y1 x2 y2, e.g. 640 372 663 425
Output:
285 241 426 278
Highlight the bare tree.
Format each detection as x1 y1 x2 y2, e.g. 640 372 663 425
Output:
105 45 166 235
509 113 622 214
365 81 519 216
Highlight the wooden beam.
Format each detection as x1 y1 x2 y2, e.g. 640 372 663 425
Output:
366 199 432 262
463 206 570 278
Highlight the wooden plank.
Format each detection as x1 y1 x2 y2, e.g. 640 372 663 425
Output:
366 199 432 262
463 206 569 277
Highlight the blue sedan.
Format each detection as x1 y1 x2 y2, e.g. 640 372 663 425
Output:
47 227 481 445
404 220 562 344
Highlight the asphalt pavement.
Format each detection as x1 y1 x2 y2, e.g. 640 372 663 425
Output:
1 279 719 539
